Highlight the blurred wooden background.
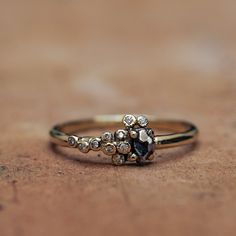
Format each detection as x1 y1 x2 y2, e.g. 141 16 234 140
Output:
0 1 236 236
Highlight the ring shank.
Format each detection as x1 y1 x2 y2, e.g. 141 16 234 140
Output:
50 115 198 149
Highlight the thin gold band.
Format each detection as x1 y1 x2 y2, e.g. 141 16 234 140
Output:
50 115 198 149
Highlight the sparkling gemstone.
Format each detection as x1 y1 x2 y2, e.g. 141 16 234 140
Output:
115 129 127 140
139 129 153 143
133 128 155 161
137 115 148 127
78 141 90 153
101 132 113 142
112 154 125 166
68 136 78 147
103 143 116 155
117 141 131 154
123 115 136 127
90 138 101 150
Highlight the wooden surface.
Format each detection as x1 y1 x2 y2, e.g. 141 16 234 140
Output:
0 1 236 236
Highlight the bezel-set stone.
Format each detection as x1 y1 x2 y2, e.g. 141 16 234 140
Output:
117 141 131 154
132 128 155 161
112 154 125 166
101 132 114 142
123 115 136 127
78 141 90 153
137 115 149 127
102 143 116 155
68 135 78 147
90 137 101 150
115 129 128 140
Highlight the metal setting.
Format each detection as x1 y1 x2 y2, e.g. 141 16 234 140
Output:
50 114 198 165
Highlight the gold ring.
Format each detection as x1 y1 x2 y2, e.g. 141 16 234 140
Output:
49 114 198 165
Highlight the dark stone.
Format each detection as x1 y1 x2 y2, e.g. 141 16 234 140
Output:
131 128 155 161
133 139 154 160
133 140 149 157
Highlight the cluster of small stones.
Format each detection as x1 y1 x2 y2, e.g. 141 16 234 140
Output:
67 136 102 153
67 114 155 165
114 114 155 165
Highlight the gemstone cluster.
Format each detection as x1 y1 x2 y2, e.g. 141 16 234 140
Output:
67 114 155 165
100 114 155 165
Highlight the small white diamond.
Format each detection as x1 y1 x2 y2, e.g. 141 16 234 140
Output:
112 154 125 166
78 141 90 153
102 143 116 155
115 129 127 140
123 115 136 127
137 115 148 127
117 142 131 154
68 136 78 147
101 132 113 142
90 138 101 150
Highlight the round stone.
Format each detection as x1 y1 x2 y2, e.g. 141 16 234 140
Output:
137 115 149 127
117 141 131 154
78 141 90 153
68 136 78 147
123 115 136 127
101 132 113 142
115 129 127 140
102 143 116 155
112 154 125 166
90 138 101 150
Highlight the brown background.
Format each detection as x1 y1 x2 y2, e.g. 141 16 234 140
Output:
0 1 236 236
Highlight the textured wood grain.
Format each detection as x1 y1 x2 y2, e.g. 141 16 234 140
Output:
0 1 236 236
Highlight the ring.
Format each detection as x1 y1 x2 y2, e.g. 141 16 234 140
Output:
49 114 198 165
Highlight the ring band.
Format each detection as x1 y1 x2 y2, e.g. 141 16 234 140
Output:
49 114 198 165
